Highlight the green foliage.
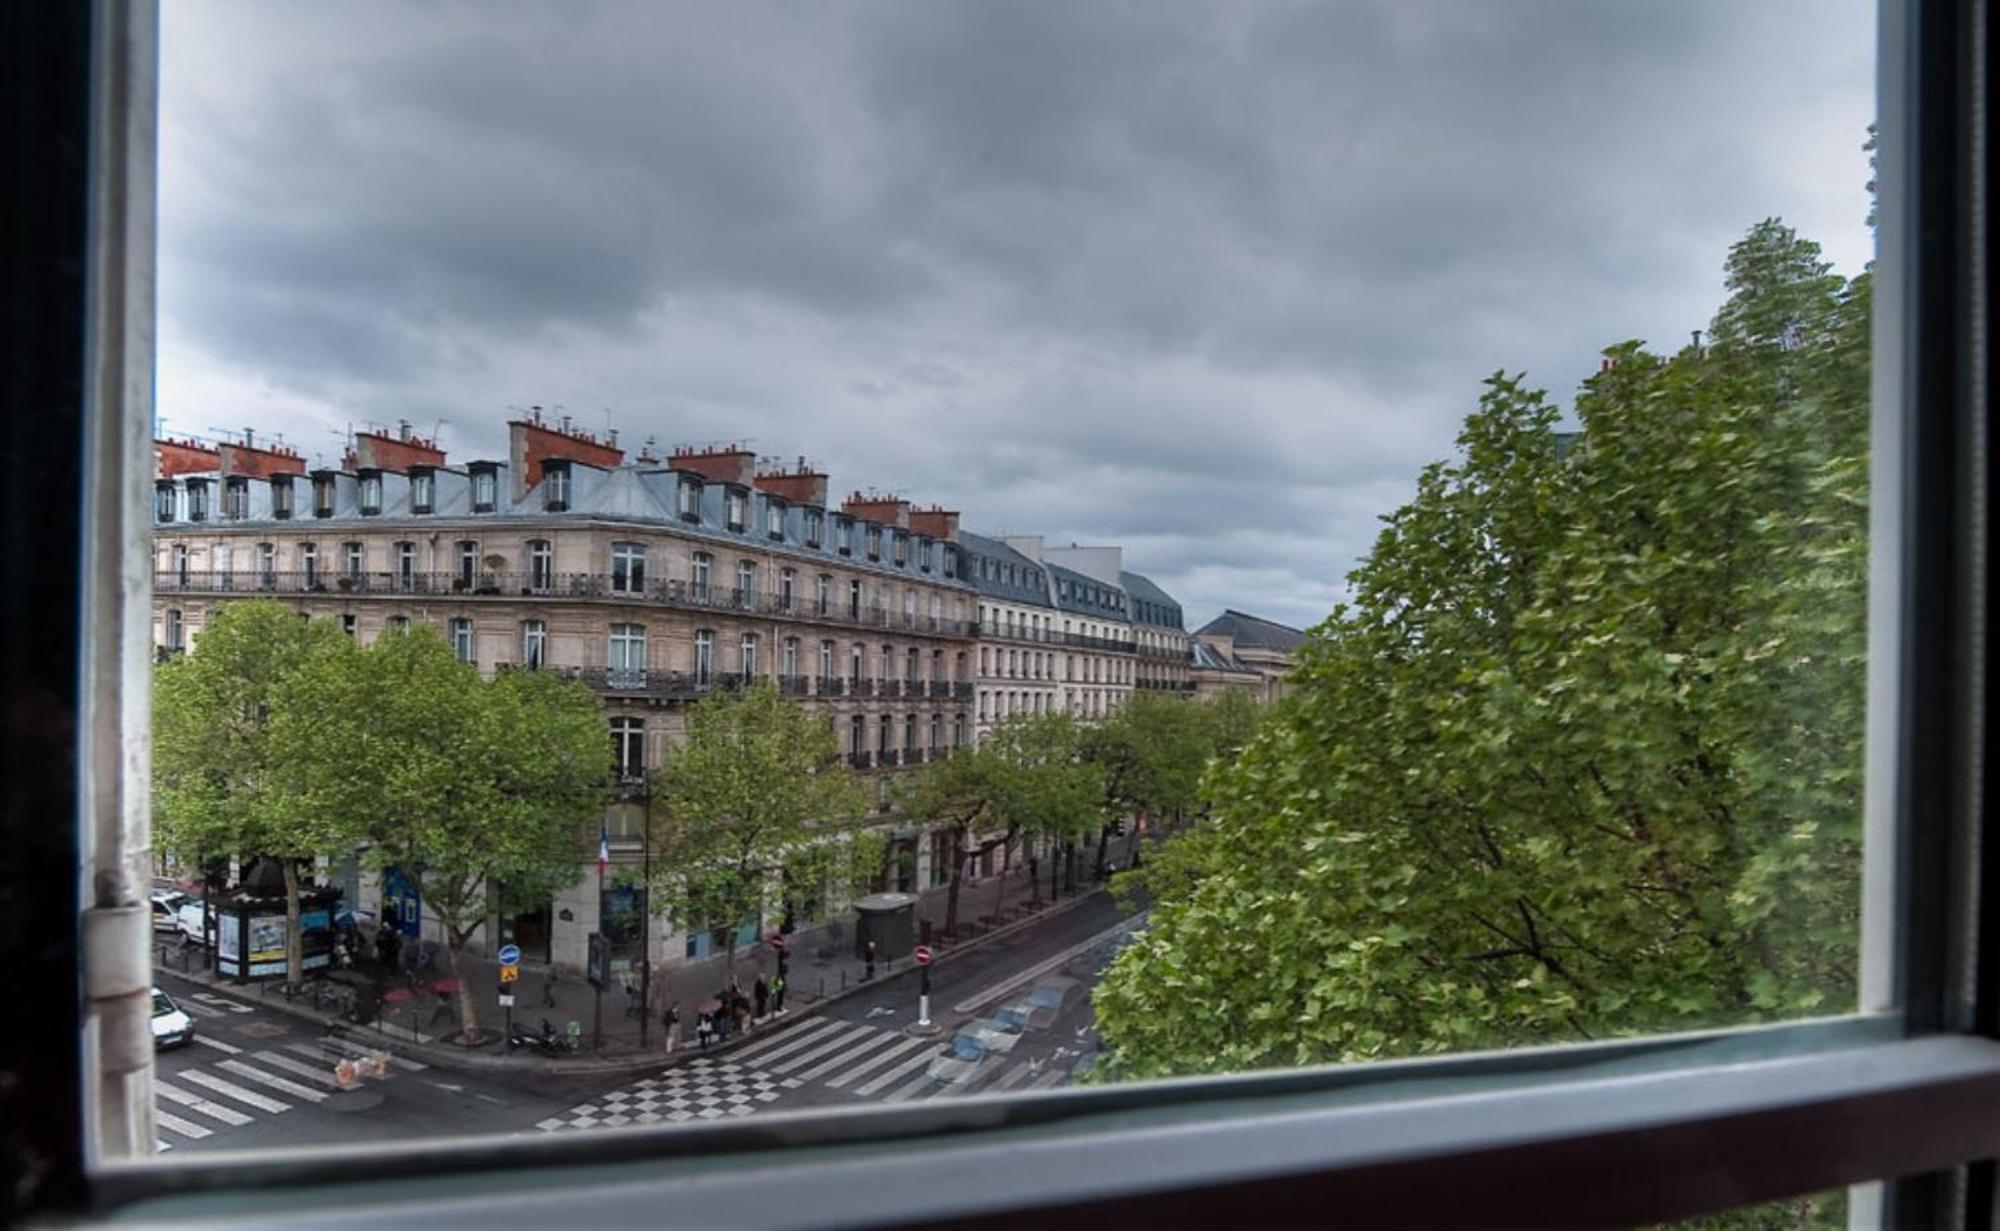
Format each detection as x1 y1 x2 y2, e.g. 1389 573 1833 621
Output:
274 625 608 1035
153 600 357 983
1093 220 1868 1080
648 681 869 965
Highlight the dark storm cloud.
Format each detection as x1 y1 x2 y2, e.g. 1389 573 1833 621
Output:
158 0 1874 630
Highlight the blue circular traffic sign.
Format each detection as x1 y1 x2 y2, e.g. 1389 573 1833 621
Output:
497 944 521 965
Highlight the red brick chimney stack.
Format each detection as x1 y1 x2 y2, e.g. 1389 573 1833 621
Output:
668 443 758 487
509 413 625 502
841 492 911 530
907 504 960 542
346 422 446 474
155 437 221 478
218 438 307 479
752 456 830 507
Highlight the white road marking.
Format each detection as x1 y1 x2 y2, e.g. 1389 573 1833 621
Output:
985 1061 1035 1093
285 1036 428 1071
728 1018 846 1066
950 914 1145 1015
155 1139 172 1152
824 1034 933 1088
252 1051 342 1088
154 1110 212 1140
1026 1066 1069 1089
177 999 222 1020
882 1070 940 1103
853 1045 938 1096
192 1035 241 1054
155 1081 253 1126
217 1059 328 1103
178 1069 291 1114
790 1029 905 1083
767 1025 877 1075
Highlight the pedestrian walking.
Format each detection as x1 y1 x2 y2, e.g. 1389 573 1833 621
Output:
733 995 751 1036
863 939 876 981
695 1011 712 1050
663 1002 681 1054
771 971 787 1015
541 966 559 1009
753 975 769 1020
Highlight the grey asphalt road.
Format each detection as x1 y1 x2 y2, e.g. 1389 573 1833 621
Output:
149 881 1148 1150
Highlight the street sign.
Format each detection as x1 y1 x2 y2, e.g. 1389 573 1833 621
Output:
499 992 516 1007
914 945 933 966
497 944 521 966
499 963 519 984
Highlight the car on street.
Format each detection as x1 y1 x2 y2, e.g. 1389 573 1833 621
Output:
1021 976 1082 1029
963 1019 1021 1055
150 986 194 1050
927 1029 994 1086
175 899 211 943
149 889 188 934
992 1001 1034 1033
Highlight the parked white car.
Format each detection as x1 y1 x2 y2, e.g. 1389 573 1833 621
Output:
175 899 211 942
150 986 194 1050
926 1030 993 1086
149 890 187 934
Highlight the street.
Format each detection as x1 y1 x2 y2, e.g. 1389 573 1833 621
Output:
152 888 1147 1150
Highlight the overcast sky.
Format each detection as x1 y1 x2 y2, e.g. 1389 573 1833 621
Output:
158 1 1875 632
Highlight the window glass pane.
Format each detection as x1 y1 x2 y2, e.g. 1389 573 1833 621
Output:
140 0 1876 1172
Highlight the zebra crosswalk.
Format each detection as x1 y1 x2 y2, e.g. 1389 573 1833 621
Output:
151 1030 428 1150
537 1017 1089 1133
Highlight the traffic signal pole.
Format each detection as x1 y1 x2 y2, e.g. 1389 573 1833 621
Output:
918 962 931 1029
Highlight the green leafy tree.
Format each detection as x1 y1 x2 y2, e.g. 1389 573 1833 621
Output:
648 681 869 978
275 626 608 1039
985 712 1102 902
1093 219 1868 1081
153 600 357 985
1081 693 1214 877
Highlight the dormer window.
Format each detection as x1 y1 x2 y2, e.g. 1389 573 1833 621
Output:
223 478 248 520
803 508 824 548
409 469 434 515
765 498 785 539
470 467 497 513
866 525 882 561
543 462 570 512
919 539 933 573
359 472 382 515
678 478 702 523
186 480 208 523
725 489 747 532
154 483 175 523
271 477 294 520
893 532 908 567
836 517 854 556
311 475 335 518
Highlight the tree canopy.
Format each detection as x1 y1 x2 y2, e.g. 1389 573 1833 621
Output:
647 681 871 973
1092 219 1870 1080
275 624 609 1038
153 600 357 983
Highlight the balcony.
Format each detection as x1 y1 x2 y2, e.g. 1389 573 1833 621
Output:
154 569 978 640
928 680 954 699
849 750 873 769
880 748 902 767
777 673 811 696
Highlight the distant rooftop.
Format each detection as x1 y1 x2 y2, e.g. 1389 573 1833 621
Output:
1193 609 1308 652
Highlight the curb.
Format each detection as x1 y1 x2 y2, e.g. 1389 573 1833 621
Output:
154 883 1119 1080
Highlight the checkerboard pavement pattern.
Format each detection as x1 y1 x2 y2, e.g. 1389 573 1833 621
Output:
535 1057 804 1131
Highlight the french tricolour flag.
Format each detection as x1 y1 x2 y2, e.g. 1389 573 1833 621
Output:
597 825 610 875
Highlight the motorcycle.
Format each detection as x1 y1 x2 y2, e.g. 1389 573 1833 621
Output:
507 1018 566 1057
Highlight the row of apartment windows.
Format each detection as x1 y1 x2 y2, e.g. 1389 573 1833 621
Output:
977 689 1123 722
1057 577 1125 614
159 538 965 624
971 555 1043 591
158 473 960 581
980 645 1132 685
593 710 973 782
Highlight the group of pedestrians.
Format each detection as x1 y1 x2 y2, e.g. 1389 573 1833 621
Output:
662 969 789 1054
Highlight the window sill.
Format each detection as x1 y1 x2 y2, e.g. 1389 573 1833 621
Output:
93 1017 2000 1227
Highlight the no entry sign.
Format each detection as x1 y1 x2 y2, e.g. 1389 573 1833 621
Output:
913 945 933 966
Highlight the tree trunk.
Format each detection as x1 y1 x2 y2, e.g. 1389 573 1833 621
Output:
1094 823 1111 881
449 935 480 1043
943 826 966 937
1026 850 1041 904
280 859 304 988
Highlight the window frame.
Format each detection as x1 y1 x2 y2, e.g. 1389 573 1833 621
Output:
18 1 1999 1227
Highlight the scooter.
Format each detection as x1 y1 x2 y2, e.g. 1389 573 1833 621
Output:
507 1018 565 1056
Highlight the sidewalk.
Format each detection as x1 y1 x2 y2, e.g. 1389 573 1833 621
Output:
152 829 1154 1078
